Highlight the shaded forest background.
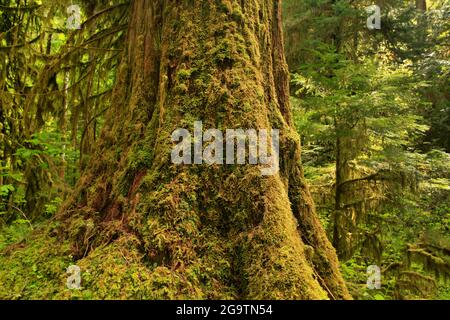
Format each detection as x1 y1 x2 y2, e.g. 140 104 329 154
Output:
0 0 449 299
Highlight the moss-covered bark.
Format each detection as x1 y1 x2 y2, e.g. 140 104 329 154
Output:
0 0 350 299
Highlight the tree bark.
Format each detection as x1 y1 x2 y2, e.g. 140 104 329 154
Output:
59 0 350 299
416 0 427 11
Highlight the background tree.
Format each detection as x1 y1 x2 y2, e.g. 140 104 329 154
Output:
283 0 449 299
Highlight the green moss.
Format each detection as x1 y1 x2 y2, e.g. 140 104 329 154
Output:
177 68 197 81
128 147 153 171
216 1 231 15
0 223 72 299
231 5 244 23
176 83 189 94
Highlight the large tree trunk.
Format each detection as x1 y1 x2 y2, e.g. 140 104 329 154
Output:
59 0 350 299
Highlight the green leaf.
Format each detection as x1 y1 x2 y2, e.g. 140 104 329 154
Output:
0 184 15 196
374 294 385 300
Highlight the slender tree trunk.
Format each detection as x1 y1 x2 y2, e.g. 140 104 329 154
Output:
332 120 360 261
416 0 427 11
333 133 343 253
59 0 350 299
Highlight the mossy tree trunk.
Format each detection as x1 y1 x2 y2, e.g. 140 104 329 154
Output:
59 0 350 299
